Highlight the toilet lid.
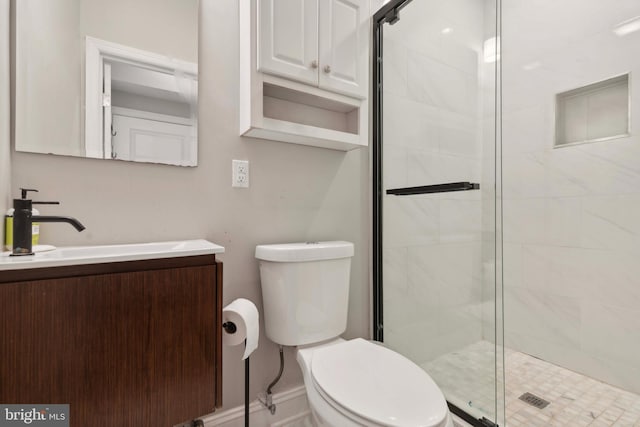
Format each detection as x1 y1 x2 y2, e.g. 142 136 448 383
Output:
311 338 448 427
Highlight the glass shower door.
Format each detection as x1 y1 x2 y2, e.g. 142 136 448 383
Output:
372 0 504 425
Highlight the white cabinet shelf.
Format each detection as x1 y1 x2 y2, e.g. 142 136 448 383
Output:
240 0 369 151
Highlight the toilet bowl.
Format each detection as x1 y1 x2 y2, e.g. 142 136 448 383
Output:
296 338 454 427
256 241 453 427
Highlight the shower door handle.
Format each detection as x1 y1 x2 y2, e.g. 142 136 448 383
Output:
386 182 480 195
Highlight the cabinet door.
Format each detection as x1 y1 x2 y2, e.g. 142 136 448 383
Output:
0 263 220 427
258 0 319 86
318 0 368 98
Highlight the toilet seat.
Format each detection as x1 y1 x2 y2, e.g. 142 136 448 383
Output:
309 338 449 427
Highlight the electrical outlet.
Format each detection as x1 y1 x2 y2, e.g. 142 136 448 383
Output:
232 160 249 188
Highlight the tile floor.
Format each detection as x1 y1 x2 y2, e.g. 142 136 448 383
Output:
423 341 640 427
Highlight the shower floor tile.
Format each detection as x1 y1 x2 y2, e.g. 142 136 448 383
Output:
422 341 640 427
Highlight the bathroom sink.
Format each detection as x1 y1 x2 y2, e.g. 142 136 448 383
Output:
0 239 224 271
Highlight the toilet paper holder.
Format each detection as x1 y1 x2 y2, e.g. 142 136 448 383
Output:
222 321 237 334
222 319 250 427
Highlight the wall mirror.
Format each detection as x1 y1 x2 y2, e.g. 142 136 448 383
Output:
13 0 199 167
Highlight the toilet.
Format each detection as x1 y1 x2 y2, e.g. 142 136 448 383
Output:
255 241 454 427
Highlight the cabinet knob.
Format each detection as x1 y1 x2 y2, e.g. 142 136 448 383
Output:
311 60 318 69
324 65 331 74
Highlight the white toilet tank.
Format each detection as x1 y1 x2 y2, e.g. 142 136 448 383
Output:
255 241 354 346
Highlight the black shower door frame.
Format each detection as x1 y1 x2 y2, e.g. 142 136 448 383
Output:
371 0 414 344
371 1 500 426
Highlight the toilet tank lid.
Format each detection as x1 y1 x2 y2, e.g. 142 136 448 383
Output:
255 241 354 262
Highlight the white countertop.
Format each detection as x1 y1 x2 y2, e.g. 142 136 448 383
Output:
0 239 225 271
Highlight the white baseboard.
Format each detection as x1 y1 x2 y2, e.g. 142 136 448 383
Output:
198 385 311 427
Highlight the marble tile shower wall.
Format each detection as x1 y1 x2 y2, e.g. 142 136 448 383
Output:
501 0 640 394
382 0 487 365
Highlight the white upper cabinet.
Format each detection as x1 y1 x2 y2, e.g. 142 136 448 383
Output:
258 0 368 99
241 0 369 151
259 0 319 86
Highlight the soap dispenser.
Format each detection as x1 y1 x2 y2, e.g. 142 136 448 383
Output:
10 189 57 255
4 190 43 251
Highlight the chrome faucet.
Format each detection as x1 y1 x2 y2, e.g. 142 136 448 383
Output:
11 188 86 256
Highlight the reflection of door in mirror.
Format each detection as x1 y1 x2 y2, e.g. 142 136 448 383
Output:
13 0 198 167
85 38 197 166
112 113 195 166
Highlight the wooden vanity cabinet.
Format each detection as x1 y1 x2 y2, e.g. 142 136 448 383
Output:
0 255 222 427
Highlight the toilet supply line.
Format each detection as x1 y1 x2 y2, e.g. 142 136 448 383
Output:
258 345 284 415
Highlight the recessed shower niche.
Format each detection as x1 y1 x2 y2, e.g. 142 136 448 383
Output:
555 73 630 147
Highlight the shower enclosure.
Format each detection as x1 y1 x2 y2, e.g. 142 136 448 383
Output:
373 0 640 426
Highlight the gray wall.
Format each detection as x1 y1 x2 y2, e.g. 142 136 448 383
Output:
9 0 370 412
1 0 10 230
